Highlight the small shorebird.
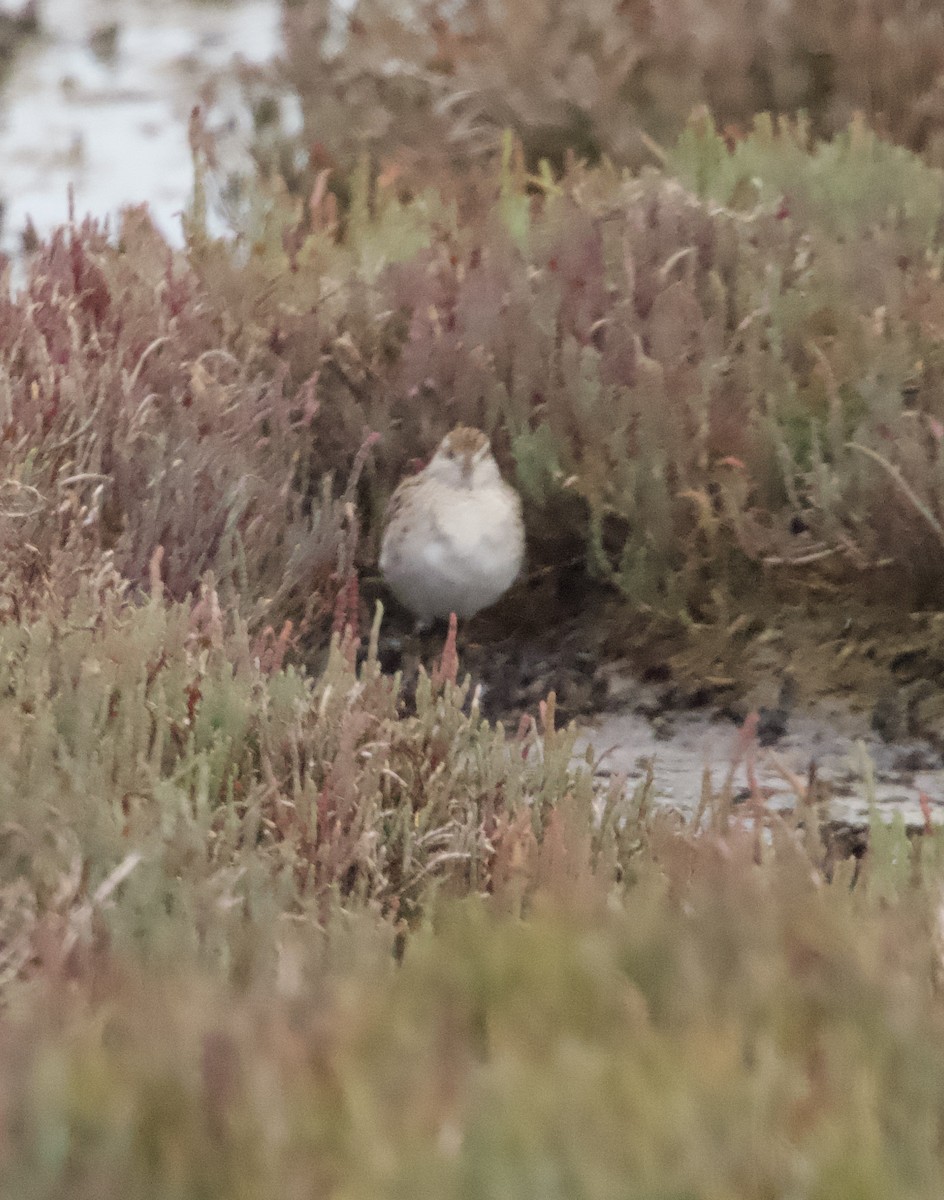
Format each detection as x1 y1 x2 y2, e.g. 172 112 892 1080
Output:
379 426 525 626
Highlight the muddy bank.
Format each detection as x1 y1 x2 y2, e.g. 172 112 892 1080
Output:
368 571 944 839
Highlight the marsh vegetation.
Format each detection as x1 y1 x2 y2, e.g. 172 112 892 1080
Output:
1 0 944 1193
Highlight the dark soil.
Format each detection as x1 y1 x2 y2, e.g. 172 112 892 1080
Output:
364 562 944 757
0 3 38 85
347 565 944 856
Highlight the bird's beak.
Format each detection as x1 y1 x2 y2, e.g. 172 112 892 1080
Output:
461 456 473 484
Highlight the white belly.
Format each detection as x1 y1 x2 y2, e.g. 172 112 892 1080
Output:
380 485 524 622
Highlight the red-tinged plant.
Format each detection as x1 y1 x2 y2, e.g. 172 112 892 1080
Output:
431 613 460 689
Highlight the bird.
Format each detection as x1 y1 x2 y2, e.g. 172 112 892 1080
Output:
379 426 525 627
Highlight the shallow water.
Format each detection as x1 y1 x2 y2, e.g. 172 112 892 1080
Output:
580 700 944 832
0 0 281 252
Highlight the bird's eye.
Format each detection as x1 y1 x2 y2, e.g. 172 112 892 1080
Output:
445 448 455 459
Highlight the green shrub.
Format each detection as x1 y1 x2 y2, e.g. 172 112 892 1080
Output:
7 117 944 624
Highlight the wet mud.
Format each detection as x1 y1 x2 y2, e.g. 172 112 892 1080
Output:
372 568 944 839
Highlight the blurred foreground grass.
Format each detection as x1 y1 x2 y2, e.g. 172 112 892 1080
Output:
0 584 944 1197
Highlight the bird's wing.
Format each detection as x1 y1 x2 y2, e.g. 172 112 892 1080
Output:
383 476 419 528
